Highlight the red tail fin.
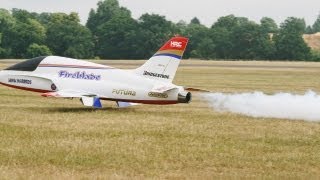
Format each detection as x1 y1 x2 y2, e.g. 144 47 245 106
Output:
154 37 189 59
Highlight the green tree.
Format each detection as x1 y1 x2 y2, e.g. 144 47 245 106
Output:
230 21 275 60
86 0 131 34
190 38 216 59
210 15 249 59
210 27 233 59
137 13 178 58
9 18 46 58
95 14 140 59
0 9 15 32
11 8 37 22
260 17 278 33
0 9 49 58
26 43 52 58
0 33 6 57
46 13 94 59
86 0 132 57
182 17 214 59
305 25 313 34
182 23 211 59
212 15 249 31
176 20 188 31
312 13 320 33
274 17 311 60
0 9 15 57
190 17 201 25
35 12 51 27
311 50 320 61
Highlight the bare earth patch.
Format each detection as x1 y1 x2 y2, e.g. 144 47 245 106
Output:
304 32 320 51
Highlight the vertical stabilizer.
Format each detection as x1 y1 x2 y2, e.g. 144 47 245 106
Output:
134 36 189 83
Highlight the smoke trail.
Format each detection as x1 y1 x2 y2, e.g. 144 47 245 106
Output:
203 91 320 121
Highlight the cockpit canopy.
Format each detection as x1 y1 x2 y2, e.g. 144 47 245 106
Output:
4 56 47 71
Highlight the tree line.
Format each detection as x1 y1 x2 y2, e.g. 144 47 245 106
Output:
0 0 320 61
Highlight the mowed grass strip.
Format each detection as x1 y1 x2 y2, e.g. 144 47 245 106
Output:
0 60 320 179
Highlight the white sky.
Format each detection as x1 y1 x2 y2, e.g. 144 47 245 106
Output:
0 0 319 26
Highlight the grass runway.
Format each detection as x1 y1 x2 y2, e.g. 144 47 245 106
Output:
1 60 320 179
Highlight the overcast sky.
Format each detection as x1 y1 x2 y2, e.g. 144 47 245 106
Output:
1 0 319 26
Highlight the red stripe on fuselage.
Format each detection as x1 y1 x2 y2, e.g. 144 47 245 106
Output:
38 64 114 69
0 82 52 93
100 97 178 105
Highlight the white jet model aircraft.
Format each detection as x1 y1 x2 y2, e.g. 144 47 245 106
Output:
0 36 203 108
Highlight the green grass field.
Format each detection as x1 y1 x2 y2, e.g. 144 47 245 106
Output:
1 60 320 179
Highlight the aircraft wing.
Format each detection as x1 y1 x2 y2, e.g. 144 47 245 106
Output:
41 90 102 108
151 84 178 93
41 90 96 98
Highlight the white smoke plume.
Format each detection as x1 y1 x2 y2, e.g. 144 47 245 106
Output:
203 91 320 122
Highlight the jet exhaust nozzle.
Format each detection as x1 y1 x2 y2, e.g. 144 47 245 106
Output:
178 92 192 103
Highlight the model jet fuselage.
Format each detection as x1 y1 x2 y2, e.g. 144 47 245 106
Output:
0 37 192 108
